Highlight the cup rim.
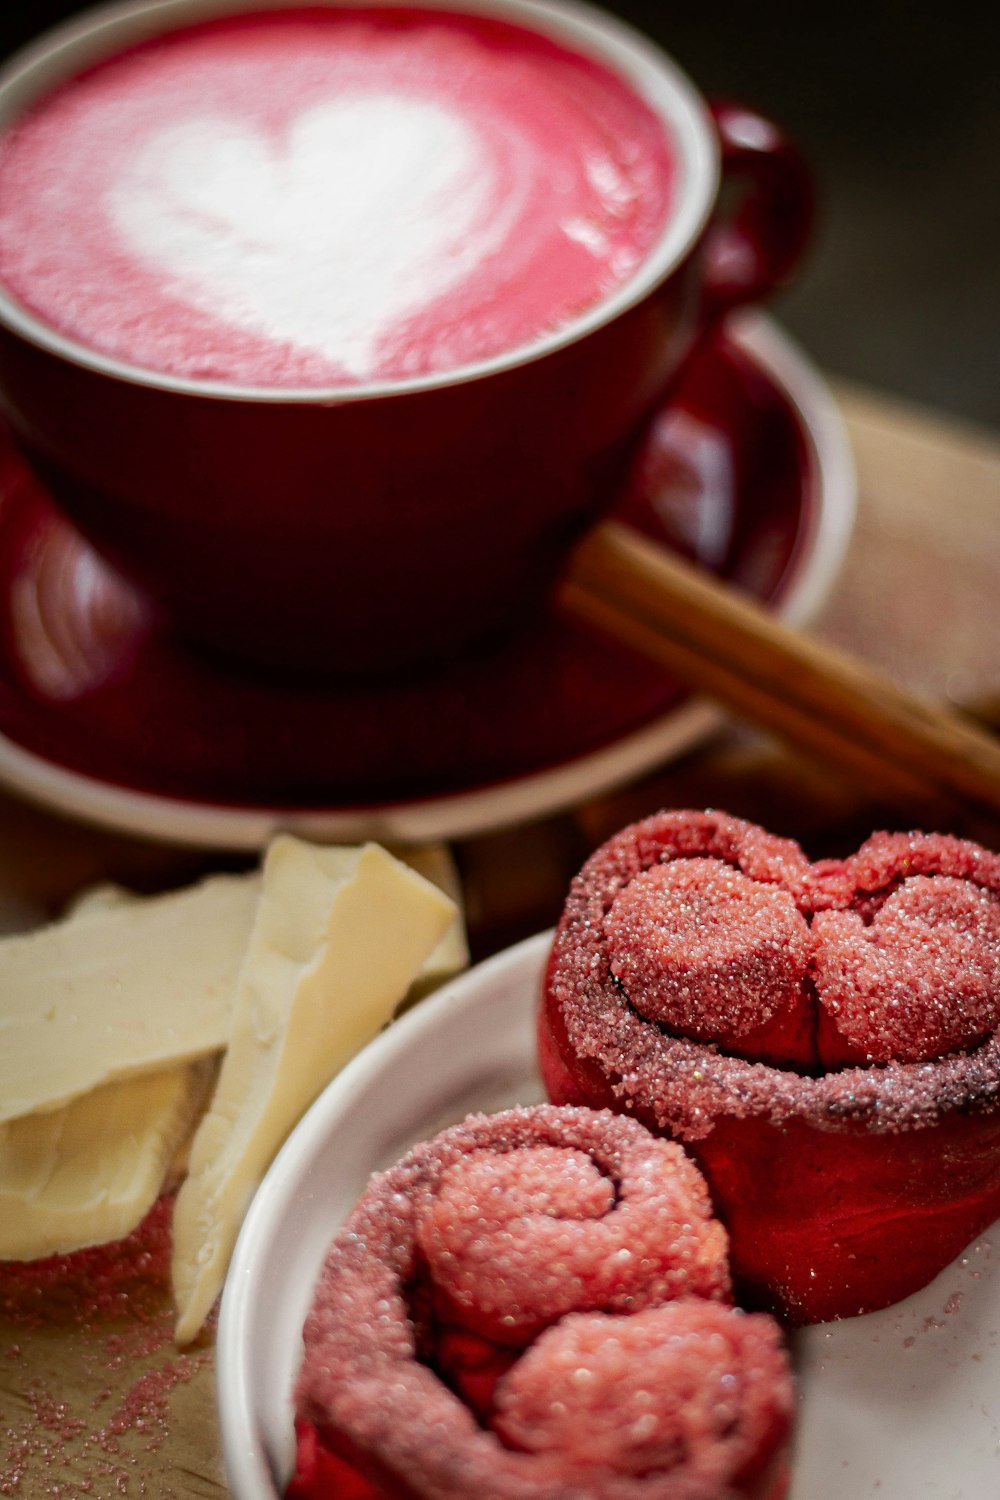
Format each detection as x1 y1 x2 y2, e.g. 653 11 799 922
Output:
0 0 719 405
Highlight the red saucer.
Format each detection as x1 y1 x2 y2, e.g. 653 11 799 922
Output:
0 316 853 846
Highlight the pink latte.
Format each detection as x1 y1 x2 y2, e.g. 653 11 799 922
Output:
0 6 677 388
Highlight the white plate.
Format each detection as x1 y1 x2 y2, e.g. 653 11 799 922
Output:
218 931 1000 1499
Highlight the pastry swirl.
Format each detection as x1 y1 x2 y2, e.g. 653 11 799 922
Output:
289 1104 792 1499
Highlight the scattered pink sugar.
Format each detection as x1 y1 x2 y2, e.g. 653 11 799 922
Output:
603 857 810 1046
493 1301 792 1488
0 1198 173 1330
1 1359 205 1495
814 875 1000 1063
98 1358 204 1452
0 1196 211 1498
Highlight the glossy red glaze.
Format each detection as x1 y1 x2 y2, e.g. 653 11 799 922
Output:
689 1111 1000 1327
0 0 812 679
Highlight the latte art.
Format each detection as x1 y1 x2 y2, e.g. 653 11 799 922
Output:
109 96 503 381
0 7 677 387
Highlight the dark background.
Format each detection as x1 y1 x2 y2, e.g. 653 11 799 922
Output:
1 0 997 428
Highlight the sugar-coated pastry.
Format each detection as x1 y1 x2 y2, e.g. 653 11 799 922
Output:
289 1104 793 1499
540 809 1000 1324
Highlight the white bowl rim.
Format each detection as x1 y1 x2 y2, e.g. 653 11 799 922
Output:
215 929 552 1500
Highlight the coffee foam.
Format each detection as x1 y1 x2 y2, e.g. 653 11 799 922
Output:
109 95 505 381
0 8 675 387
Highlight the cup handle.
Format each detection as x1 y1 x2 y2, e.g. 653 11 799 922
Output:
698 99 815 322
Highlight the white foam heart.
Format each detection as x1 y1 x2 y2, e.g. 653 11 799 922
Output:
108 94 503 380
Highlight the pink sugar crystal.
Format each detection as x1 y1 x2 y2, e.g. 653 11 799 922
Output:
0 1197 172 1330
577 809 816 912
416 1134 728 1343
544 810 1000 1136
0 1196 210 1498
815 874 1000 1063
604 858 810 1045
493 1301 792 1488
845 830 1000 902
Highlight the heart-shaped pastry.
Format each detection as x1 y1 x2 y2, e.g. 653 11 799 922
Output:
289 1106 793 1500
540 810 1000 1324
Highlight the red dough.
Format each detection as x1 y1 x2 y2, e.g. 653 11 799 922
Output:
289 1105 793 1499
540 810 1000 1324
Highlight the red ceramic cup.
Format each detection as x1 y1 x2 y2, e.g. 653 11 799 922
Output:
0 0 813 678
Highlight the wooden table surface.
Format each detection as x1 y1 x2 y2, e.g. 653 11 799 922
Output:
1 383 999 1498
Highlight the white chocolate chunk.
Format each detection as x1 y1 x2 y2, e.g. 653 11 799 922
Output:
62 881 137 920
398 843 470 1007
0 874 258 1123
171 837 455 1342
0 1059 216 1259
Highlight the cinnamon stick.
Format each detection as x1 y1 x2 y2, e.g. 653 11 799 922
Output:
559 520 1000 824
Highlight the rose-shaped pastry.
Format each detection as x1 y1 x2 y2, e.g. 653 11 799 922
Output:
289 1105 793 1500
539 810 1000 1325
